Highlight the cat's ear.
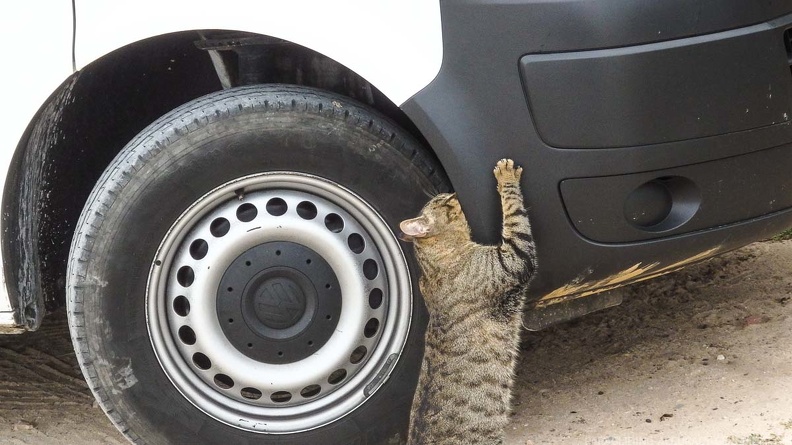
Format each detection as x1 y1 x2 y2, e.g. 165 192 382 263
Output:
399 216 432 238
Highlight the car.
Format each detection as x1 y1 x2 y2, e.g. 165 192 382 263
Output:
3 1 792 444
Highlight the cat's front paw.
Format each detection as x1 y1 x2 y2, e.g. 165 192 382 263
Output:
494 158 523 188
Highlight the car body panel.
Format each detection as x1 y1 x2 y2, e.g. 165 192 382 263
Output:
0 1 443 329
402 0 792 304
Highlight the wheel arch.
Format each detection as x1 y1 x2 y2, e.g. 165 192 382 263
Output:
2 30 447 330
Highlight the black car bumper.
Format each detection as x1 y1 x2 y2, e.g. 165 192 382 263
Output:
403 0 792 304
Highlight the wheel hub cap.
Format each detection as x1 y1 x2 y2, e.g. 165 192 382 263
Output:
217 241 342 363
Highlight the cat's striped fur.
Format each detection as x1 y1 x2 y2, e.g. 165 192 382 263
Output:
399 159 537 445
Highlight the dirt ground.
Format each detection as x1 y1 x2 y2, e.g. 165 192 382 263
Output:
508 240 792 445
2 240 792 445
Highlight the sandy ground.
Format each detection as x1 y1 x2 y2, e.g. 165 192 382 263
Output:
2 240 792 444
508 240 792 445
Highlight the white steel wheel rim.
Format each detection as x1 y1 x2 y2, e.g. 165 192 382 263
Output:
146 172 412 434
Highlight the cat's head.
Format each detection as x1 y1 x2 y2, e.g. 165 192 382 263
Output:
399 193 470 243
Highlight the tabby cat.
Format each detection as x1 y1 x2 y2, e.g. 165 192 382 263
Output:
399 159 537 445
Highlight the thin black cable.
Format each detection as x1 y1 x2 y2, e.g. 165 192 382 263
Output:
71 0 77 72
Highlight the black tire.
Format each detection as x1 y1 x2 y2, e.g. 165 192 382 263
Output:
67 85 448 445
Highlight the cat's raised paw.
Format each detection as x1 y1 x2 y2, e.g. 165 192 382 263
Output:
494 158 523 186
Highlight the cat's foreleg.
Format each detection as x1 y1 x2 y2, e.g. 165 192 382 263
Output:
493 159 537 284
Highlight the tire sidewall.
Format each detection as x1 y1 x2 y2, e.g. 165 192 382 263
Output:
70 87 438 445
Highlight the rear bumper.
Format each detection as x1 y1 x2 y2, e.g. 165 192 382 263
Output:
403 0 792 303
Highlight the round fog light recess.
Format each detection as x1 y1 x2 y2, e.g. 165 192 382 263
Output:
624 176 700 232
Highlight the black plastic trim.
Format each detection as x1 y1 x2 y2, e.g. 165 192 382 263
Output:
560 142 792 243
521 23 792 148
